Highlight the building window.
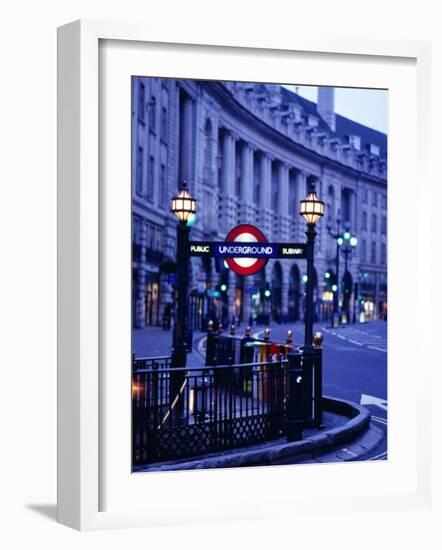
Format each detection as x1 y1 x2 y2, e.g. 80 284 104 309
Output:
349 135 361 151
146 223 153 248
371 241 376 264
382 194 387 209
147 155 155 202
161 106 168 142
341 189 351 224
369 144 380 156
137 82 145 122
381 216 387 235
361 239 367 262
149 96 156 133
160 163 167 207
136 146 143 195
372 192 378 207
362 211 368 231
372 214 377 233
381 243 386 265
362 189 368 204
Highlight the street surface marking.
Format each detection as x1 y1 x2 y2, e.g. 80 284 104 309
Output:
322 326 387 352
360 394 388 411
371 415 388 424
368 346 387 352
370 451 388 461
348 339 363 346
341 447 358 457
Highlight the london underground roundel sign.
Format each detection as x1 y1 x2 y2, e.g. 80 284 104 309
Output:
224 224 269 276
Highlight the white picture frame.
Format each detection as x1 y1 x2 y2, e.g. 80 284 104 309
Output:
57 19 434 531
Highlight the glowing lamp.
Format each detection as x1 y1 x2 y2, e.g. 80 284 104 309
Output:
171 182 196 222
299 190 324 225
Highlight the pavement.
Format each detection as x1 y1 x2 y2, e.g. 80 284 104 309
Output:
133 325 206 367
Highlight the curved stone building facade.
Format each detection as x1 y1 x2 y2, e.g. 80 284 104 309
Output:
132 78 387 329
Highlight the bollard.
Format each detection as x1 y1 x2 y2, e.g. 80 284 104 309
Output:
312 331 323 427
205 320 218 366
230 324 236 336
264 327 270 342
217 322 223 334
286 330 293 344
286 349 304 442
240 325 254 364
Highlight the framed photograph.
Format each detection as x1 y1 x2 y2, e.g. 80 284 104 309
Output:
57 19 432 530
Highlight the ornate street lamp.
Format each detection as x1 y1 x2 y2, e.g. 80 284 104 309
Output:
340 224 357 323
287 182 324 443
171 182 197 371
327 220 358 326
299 184 324 348
327 218 341 328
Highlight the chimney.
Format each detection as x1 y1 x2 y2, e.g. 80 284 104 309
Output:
317 87 336 132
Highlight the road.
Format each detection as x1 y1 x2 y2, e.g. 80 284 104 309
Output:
257 320 388 461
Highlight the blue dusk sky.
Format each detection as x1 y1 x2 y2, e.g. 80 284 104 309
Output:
285 85 388 134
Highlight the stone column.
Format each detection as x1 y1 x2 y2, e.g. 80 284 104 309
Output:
260 153 272 234
241 142 254 223
310 175 324 253
220 130 236 229
281 266 289 321
295 170 307 240
277 162 290 239
180 94 194 185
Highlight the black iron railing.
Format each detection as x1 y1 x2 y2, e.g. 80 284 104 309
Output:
132 358 288 465
132 332 323 465
132 355 172 371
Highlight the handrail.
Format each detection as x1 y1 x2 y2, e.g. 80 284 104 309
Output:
132 358 288 374
133 355 171 362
